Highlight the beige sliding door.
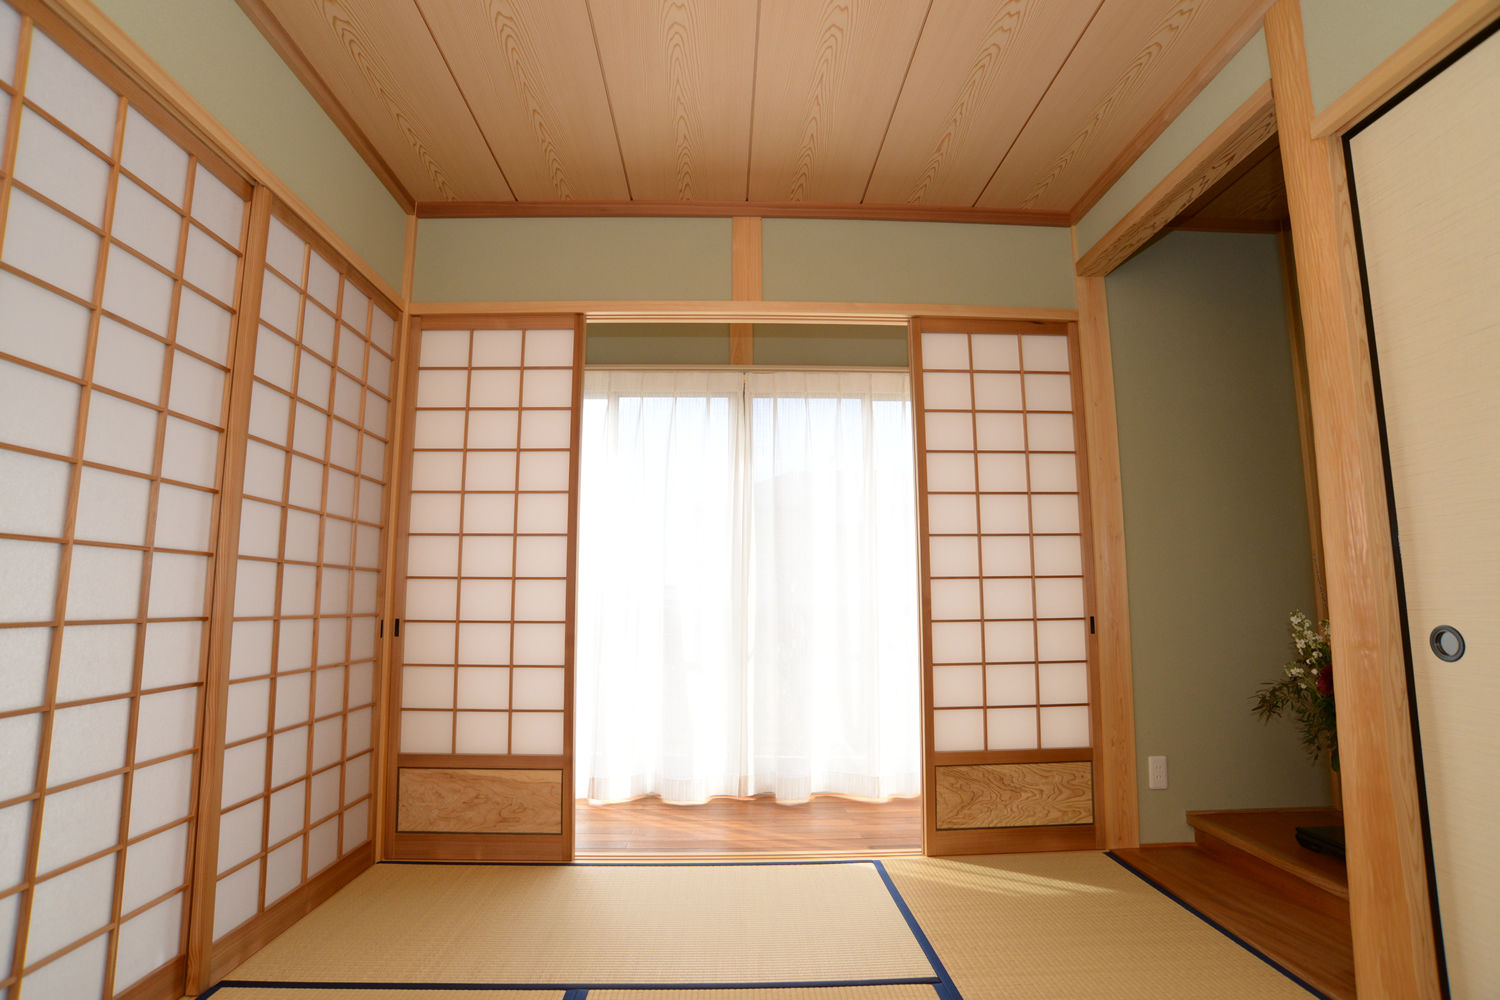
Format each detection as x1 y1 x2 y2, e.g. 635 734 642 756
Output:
386 316 583 862
912 319 1100 855
1348 27 1499 995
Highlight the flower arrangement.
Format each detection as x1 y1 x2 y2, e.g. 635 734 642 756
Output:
1252 611 1338 771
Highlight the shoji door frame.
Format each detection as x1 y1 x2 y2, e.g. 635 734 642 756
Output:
911 317 1104 855
398 302 1144 860
383 313 585 863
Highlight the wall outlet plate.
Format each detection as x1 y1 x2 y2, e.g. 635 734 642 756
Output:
1148 755 1168 790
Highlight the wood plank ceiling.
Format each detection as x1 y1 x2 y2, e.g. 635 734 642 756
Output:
238 0 1271 222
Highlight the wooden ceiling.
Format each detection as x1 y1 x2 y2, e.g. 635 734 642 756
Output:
239 0 1272 221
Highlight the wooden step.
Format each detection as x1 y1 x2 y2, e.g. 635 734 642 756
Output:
1112 843 1355 999
1189 807 1348 909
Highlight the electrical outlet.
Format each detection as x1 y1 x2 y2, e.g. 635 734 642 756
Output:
1148 755 1168 790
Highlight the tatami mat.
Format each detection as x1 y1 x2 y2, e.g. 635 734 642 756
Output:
208 991 564 1000
228 862 934 986
593 989 938 999
882 853 1316 998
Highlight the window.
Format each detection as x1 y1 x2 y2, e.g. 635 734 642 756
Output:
575 370 921 804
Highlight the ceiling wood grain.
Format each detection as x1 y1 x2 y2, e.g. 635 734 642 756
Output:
252 0 511 202
587 0 757 201
239 0 1274 218
747 0 931 203
977 0 1262 212
863 0 1102 207
415 0 629 201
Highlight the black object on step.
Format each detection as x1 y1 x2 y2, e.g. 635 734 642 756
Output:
1294 824 1346 861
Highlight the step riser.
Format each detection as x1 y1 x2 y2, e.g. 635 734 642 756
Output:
1196 829 1351 923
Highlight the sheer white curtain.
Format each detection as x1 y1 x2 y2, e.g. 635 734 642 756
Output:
575 369 920 804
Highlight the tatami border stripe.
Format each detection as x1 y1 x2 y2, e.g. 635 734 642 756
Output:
204 976 941 991
870 861 963 1000
1104 851 1328 999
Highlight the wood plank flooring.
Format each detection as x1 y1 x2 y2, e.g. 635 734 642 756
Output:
1112 839 1355 999
575 794 922 856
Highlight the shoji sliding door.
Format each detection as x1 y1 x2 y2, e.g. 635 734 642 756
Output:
213 209 397 956
912 319 1100 855
0 4 251 995
387 317 583 862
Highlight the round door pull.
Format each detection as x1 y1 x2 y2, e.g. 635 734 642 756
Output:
1429 625 1466 662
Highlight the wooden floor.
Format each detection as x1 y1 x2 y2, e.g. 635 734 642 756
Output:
575 794 923 856
1112 808 1355 1000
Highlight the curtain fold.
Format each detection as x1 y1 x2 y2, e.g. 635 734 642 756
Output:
576 369 920 804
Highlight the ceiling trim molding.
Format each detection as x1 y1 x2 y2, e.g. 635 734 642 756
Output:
1075 81 1277 277
1068 0 1276 224
232 0 417 213
413 199 1071 227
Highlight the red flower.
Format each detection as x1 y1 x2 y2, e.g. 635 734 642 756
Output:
1316 664 1333 696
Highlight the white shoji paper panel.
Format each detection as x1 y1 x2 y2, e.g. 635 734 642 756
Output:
218 212 394 943
918 328 1090 754
399 323 577 765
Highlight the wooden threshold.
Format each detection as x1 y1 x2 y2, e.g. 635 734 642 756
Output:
575 794 923 857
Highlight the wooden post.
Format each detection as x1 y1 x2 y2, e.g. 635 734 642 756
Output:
730 217 761 364
1072 272 1140 849
1264 2 1441 995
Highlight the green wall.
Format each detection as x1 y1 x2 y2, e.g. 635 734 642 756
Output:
762 219 1075 309
1301 0 1455 115
1076 30 1269 255
414 217 732 302
95 0 407 290
1107 230 1326 843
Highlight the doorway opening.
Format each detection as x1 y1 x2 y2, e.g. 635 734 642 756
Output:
573 368 924 855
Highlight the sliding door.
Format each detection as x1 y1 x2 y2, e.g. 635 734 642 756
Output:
1348 28 1499 994
912 319 1100 854
209 207 397 971
0 4 251 994
386 316 583 862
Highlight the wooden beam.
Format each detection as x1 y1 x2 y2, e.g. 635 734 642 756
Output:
415 199 1071 227
1264 3 1441 996
1072 271 1139 849
1076 83 1278 277
1310 0 1500 138
729 217 761 365
410 300 1076 325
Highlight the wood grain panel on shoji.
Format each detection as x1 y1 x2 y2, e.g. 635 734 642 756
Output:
936 762 1093 829
1349 26 1500 997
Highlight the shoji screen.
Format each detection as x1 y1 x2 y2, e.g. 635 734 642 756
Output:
213 211 396 946
0 5 251 996
912 319 1100 855
388 317 583 862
